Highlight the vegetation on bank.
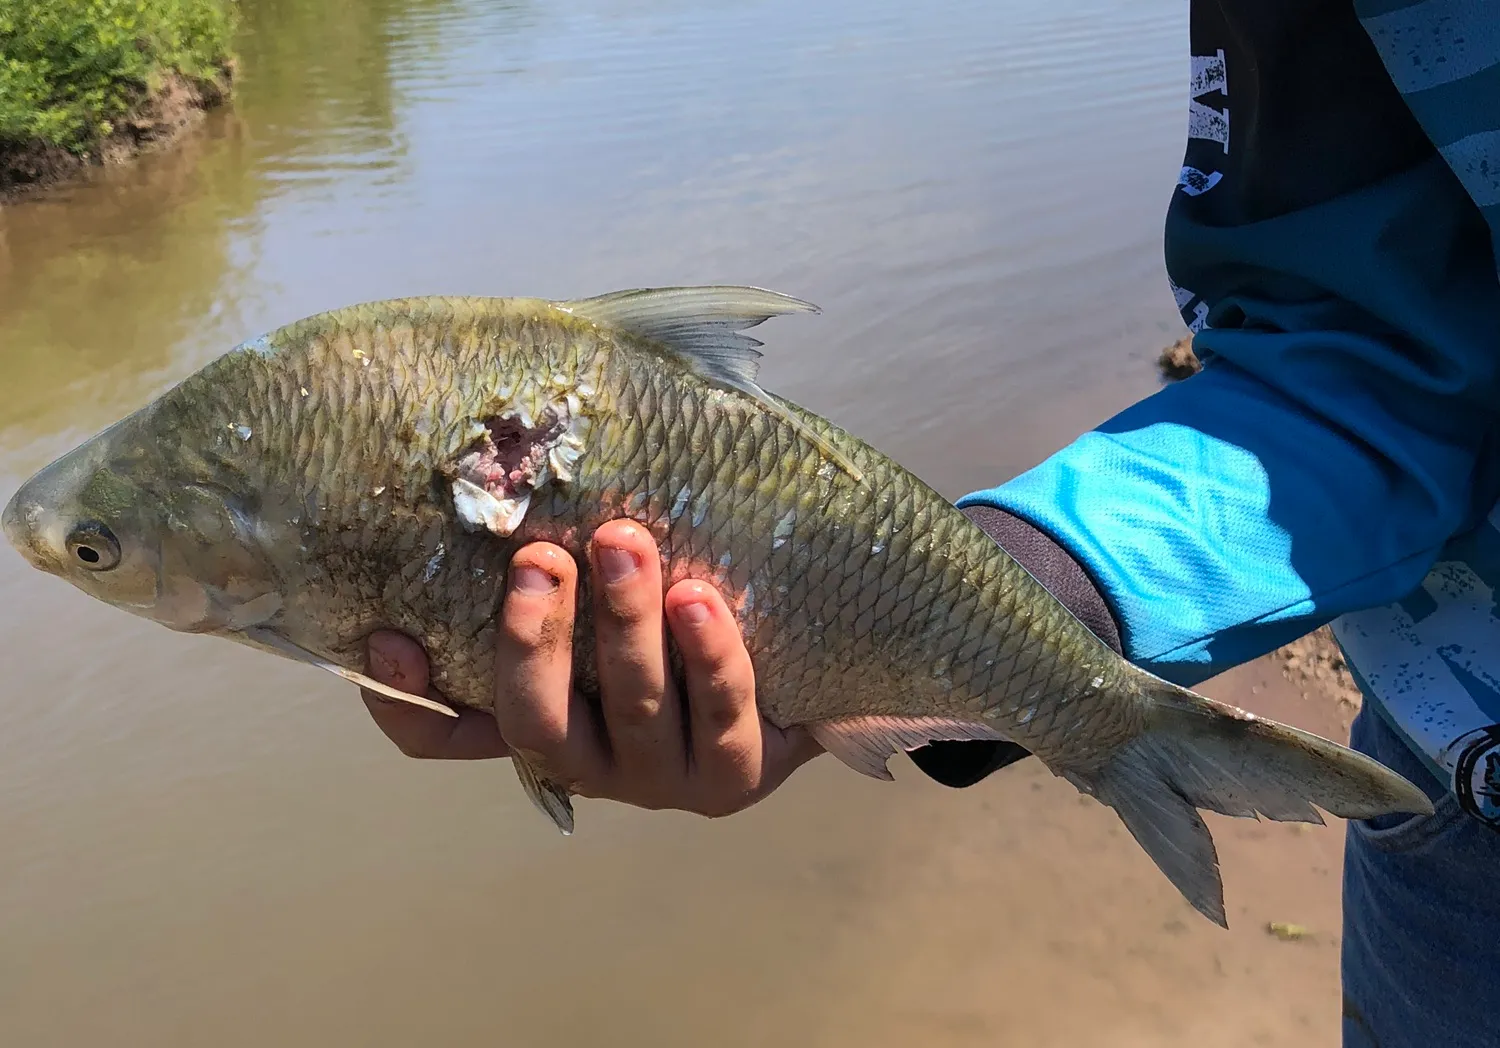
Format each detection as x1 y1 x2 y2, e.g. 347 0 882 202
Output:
0 0 236 182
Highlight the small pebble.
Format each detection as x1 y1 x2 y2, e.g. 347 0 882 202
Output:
1265 921 1310 941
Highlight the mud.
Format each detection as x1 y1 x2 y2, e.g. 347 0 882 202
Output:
0 65 235 204
1156 335 1202 381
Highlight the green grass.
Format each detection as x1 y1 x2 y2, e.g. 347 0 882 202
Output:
0 0 236 154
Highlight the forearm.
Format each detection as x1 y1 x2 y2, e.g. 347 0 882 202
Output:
919 336 1500 786
1004 0 1500 687
914 0 1500 787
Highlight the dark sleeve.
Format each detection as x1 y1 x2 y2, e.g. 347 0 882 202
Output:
906 505 1122 788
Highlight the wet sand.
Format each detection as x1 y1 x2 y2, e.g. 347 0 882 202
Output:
809 653 1357 1048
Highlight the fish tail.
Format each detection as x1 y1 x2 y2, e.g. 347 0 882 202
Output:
1075 675 1434 927
513 756 575 835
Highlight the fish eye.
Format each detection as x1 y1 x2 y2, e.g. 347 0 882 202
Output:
65 521 121 571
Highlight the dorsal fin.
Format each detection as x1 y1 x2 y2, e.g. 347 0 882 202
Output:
553 286 863 482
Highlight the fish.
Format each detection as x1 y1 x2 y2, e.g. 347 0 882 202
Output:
2 284 1433 927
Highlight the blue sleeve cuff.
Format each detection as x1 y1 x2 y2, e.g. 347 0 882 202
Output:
959 356 1493 688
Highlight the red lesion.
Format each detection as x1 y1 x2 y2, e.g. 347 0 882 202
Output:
455 411 567 501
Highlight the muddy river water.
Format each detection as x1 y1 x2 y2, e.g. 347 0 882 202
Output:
0 1 1354 1044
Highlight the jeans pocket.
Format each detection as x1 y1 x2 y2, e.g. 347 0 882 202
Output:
1344 707 1473 855
1348 787 1468 854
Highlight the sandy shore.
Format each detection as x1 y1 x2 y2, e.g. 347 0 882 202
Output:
800 651 1361 1048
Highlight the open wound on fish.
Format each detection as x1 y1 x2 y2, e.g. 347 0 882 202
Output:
450 405 584 537
809 715 1012 780
242 626 459 718
554 286 864 482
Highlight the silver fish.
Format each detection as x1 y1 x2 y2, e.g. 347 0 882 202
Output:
3 285 1432 926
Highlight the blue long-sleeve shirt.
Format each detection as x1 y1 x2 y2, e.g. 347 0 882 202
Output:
957 0 1500 803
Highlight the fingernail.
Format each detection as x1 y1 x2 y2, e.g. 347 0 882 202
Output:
597 544 639 584
674 601 711 626
511 564 558 595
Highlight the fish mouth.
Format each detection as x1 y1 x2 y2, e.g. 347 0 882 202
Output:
2 487 46 570
3 427 121 571
1 488 24 551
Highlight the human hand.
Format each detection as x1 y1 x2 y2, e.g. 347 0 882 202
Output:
359 519 823 817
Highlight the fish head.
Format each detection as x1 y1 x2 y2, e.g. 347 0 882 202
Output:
3 408 285 636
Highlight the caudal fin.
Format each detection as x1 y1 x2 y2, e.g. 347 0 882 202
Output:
1078 678 1434 927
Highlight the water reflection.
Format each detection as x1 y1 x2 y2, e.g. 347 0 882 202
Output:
0 0 1248 1044
0 0 496 455
0 119 258 442
232 0 474 184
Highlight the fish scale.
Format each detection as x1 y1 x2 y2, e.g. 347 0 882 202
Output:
3 285 1436 929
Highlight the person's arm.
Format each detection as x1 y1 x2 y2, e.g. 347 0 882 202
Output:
914 0 1500 784
1017 0 1500 685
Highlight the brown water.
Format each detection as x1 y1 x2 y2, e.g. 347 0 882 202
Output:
0 1 1353 1044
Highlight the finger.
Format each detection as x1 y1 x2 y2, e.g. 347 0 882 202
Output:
664 579 765 812
591 519 684 789
363 631 510 760
492 543 604 787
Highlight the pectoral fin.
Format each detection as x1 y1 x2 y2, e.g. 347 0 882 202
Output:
452 477 532 538
243 627 459 718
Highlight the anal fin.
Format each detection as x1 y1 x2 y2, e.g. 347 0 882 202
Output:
809 716 1012 781
1082 754 1227 927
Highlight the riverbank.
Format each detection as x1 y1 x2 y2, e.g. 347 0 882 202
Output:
0 0 237 202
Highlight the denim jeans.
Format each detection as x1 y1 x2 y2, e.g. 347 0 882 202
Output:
1342 707 1500 1048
